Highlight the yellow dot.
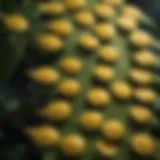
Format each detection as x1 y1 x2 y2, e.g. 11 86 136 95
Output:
3 14 29 32
96 140 118 158
37 34 62 52
94 3 114 19
130 30 152 48
130 68 153 85
27 66 60 85
134 88 157 104
99 46 119 63
39 2 65 15
86 88 110 107
78 33 99 51
74 10 95 27
39 100 73 121
117 16 137 32
58 79 81 97
102 120 125 141
60 134 86 156
94 65 115 82
131 134 156 156
80 111 104 131
111 81 132 100
103 0 122 6
133 50 157 68
95 23 115 41
130 105 153 125
60 57 82 75
25 125 60 147
123 5 143 20
65 0 86 11
48 19 72 37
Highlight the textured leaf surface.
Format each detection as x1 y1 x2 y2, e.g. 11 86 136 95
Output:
0 0 160 160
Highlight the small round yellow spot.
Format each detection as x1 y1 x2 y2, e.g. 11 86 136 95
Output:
37 34 62 52
117 16 137 32
130 105 153 125
134 88 157 104
94 3 114 19
80 111 104 131
104 0 122 6
65 0 86 11
130 68 153 85
48 19 72 37
3 14 29 32
74 10 95 27
95 23 115 41
111 81 132 100
39 2 65 15
131 134 156 156
99 46 119 63
60 134 86 156
58 79 81 97
94 65 115 82
60 57 82 75
28 66 60 85
25 125 60 147
133 50 157 68
39 100 73 121
78 33 99 51
130 30 152 48
86 88 110 107
96 140 118 158
123 5 143 20
102 120 125 141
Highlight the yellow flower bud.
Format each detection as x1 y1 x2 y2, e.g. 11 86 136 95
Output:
131 134 156 156
130 68 154 85
130 105 153 125
27 66 60 85
130 30 152 48
39 2 65 15
39 100 73 121
58 79 81 97
48 19 72 37
117 15 137 32
60 57 82 75
133 50 157 68
134 88 157 104
78 33 99 51
65 0 86 11
96 140 118 158
80 111 104 131
95 23 115 41
86 88 111 107
74 10 95 27
104 0 122 6
60 134 86 156
130 68 153 85
111 81 132 100
94 3 114 19
25 125 60 147
37 34 62 52
102 120 125 141
3 14 29 32
94 65 115 82
123 5 143 20
99 46 119 63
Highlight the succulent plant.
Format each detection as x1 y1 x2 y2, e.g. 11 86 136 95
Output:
0 0 160 160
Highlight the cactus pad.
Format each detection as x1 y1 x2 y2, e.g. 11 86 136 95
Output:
0 0 160 160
